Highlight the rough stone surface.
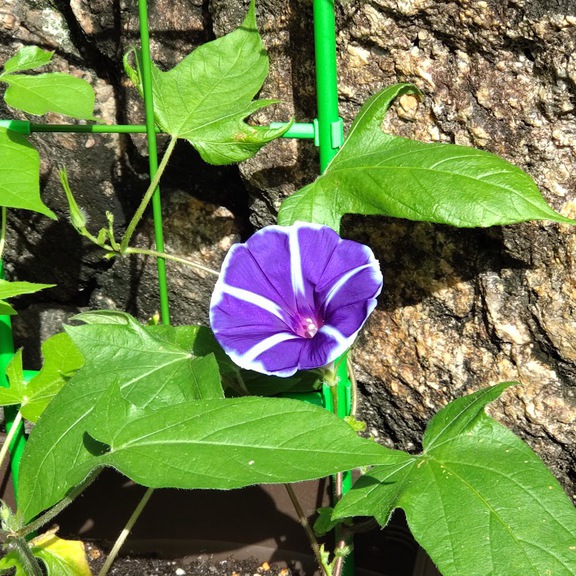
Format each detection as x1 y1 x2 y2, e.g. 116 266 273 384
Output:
1 0 575 506
89 190 240 325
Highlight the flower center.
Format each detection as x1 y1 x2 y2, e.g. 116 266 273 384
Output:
298 316 320 339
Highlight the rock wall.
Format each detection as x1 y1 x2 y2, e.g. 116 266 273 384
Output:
1 0 575 500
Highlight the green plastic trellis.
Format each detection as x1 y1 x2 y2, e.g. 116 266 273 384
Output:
0 0 353 565
0 261 26 492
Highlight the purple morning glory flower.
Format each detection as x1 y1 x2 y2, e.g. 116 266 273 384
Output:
209 222 383 377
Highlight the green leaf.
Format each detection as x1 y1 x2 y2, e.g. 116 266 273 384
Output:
0 279 55 302
124 0 289 164
22 333 84 423
0 549 33 576
0 349 28 407
0 278 56 316
171 323 322 396
240 369 322 396
422 381 515 450
2 73 95 120
314 506 339 537
31 531 92 576
0 335 82 421
2 46 53 74
0 300 16 315
18 316 224 522
278 84 575 231
65 315 224 407
0 128 56 218
72 309 142 326
68 383 395 490
0 530 92 576
333 384 576 576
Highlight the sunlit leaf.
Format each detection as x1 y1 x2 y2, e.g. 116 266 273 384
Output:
68 383 396 490
0 128 56 218
124 0 289 164
333 384 576 576
278 84 575 231
2 73 95 120
18 315 224 522
65 314 224 407
0 335 82 423
0 348 27 407
2 46 53 74
0 279 55 301
22 333 84 423
0 279 55 316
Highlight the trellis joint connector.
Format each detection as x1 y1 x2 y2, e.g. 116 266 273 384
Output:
330 117 344 149
312 118 344 149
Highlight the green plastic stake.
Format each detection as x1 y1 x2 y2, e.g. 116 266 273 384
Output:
313 0 342 172
26 122 312 137
0 119 31 134
313 2 355 573
138 0 170 326
312 0 351 423
0 261 26 496
269 122 315 139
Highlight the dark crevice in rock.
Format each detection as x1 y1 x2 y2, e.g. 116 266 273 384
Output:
50 0 120 82
556 362 576 390
53 0 148 229
163 140 253 239
201 0 216 42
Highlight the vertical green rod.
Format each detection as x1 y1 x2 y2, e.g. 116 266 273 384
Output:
312 0 351 437
313 0 340 172
313 0 350 442
0 261 26 495
138 0 170 325
314 3 354 574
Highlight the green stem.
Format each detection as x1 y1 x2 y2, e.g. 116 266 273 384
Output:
16 471 99 539
328 383 351 576
284 484 331 576
9 536 43 576
119 135 178 253
0 411 22 475
346 354 358 417
98 487 154 576
124 247 220 276
0 207 6 261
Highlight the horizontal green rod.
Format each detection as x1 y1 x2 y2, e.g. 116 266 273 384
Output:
0 119 316 140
